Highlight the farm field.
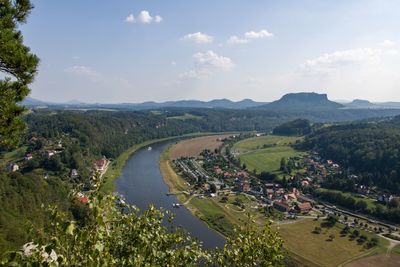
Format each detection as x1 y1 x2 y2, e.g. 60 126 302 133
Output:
170 134 233 159
274 219 389 267
233 135 305 174
233 135 301 153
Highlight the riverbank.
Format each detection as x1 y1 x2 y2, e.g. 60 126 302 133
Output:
160 136 395 266
100 132 212 193
159 137 265 236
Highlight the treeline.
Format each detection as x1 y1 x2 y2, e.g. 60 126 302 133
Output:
315 189 400 224
273 119 312 136
301 116 400 193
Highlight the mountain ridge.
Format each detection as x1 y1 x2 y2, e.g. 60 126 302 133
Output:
256 92 344 111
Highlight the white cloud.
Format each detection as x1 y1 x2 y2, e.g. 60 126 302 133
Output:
65 66 99 78
244 29 273 39
178 51 235 81
381 40 396 47
193 50 235 71
182 32 213 44
125 14 135 23
227 35 249 45
178 70 202 80
282 42 400 101
154 15 163 23
226 29 273 45
125 10 163 24
299 46 397 74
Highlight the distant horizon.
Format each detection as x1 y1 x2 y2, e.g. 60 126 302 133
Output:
26 92 400 105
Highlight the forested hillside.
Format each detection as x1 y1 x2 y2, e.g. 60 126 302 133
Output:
301 116 400 193
0 108 287 253
3 108 400 255
272 119 312 136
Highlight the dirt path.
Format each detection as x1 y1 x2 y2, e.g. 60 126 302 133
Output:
378 234 400 255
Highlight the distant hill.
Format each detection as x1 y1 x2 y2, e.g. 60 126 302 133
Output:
257 92 343 111
22 97 267 110
21 97 49 106
21 94 400 111
375 102 400 109
344 99 378 109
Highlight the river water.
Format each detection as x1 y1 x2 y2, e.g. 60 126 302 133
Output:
115 140 225 249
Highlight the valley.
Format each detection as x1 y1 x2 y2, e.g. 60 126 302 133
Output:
160 131 400 266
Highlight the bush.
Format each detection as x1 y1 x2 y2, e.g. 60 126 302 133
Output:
1 194 286 266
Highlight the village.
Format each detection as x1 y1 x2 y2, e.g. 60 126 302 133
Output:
4 135 110 205
172 134 400 238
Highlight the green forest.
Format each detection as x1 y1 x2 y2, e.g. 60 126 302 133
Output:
301 116 400 193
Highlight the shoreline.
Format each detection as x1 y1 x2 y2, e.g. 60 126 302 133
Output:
100 132 213 193
159 142 229 239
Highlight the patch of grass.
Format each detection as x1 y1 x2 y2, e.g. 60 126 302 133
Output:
234 135 302 153
392 245 400 255
232 135 305 174
189 197 236 235
238 146 305 174
0 146 27 165
274 219 388 267
160 148 190 203
166 113 203 121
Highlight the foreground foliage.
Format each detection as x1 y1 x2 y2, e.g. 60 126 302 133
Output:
1 193 285 266
0 0 39 147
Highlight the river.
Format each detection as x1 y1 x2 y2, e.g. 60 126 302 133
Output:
115 139 225 249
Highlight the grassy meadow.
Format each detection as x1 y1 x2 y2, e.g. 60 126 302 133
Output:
274 219 389 267
233 135 305 174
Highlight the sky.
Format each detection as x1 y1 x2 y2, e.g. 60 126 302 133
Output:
19 0 400 103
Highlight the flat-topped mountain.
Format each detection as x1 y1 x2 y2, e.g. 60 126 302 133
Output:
257 92 343 111
344 99 377 109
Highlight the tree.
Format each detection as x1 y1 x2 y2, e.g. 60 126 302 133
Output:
0 0 39 148
242 163 247 170
313 226 322 234
368 237 379 247
355 200 368 212
209 183 217 194
352 229 360 238
280 157 287 172
2 194 286 266
325 214 338 227
216 215 285 266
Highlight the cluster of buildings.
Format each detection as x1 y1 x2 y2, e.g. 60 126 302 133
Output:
175 149 317 215
5 141 63 174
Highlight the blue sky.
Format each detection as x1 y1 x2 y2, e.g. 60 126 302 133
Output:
21 0 400 103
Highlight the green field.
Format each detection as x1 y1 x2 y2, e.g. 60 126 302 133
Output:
0 146 27 165
166 113 203 121
234 135 301 153
233 135 305 174
274 219 389 267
